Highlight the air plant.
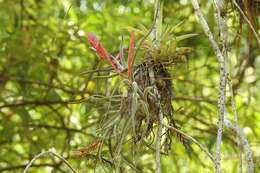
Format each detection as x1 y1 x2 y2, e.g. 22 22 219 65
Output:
80 6 196 170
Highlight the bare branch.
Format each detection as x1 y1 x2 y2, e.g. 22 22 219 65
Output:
227 75 254 173
28 123 86 134
164 124 215 163
0 98 86 109
0 163 62 172
151 1 163 173
191 0 227 172
23 150 78 173
0 76 82 94
231 0 260 46
224 118 254 173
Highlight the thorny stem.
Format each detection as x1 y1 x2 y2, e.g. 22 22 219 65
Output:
23 150 78 173
191 0 226 172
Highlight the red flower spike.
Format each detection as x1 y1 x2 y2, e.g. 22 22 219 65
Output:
87 32 124 73
87 33 110 59
127 32 135 79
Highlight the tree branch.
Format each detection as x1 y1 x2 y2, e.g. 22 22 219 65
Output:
191 1 227 172
23 149 78 173
0 163 62 172
0 98 87 109
231 0 260 46
227 75 254 173
164 124 215 163
151 1 163 173
224 118 254 173
0 75 82 94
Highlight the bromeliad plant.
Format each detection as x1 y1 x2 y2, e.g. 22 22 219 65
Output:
80 8 196 170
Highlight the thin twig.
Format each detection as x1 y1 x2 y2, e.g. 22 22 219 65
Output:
191 1 226 172
142 0 164 173
0 163 62 172
0 98 87 109
0 94 121 109
155 110 163 173
79 67 113 75
224 118 254 173
227 75 254 173
163 124 215 163
23 150 78 173
28 123 87 134
0 76 82 94
232 0 260 46
212 0 228 58
227 74 243 172
151 1 162 173
213 1 228 172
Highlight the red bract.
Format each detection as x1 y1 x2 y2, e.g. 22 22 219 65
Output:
87 33 110 59
87 32 122 72
127 32 135 78
87 32 135 76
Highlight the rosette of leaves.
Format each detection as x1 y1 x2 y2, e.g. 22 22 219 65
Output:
127 2 197 64
131 23 197 63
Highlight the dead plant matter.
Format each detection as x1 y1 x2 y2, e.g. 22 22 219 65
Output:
120 57 190 153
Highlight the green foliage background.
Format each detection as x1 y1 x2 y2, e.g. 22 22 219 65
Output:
0 0 259 172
